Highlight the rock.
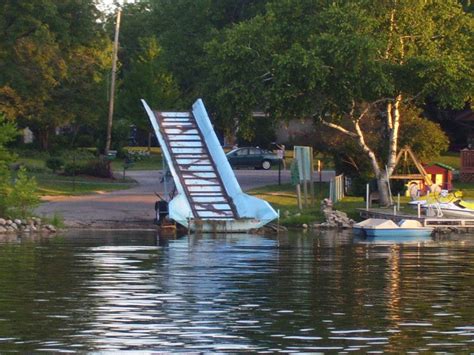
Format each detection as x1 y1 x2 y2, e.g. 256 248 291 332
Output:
302 223 308 229
5 220 12 226
283 210 291 217
23 227 31 233
14 219 22 226
0 226 6 233
319 198 355 229
45 224 56 232
294 213 301 217
0 218 5 226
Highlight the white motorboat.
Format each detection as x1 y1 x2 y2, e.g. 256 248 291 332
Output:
409 190 474 218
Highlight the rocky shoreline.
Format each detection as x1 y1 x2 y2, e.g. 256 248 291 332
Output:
0 217 57 234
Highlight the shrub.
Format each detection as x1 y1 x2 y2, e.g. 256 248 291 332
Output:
63 161 87 176
6 167 40 218
61 149 96 161
43 213 65 228
46 157 65 173
84 159 113 178
0 164 10 216
63 159 112 178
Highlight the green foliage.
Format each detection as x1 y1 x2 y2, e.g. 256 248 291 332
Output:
0 115 18 163
399 108 449 162
4 167 40 218
117 36 181 130
0 164 10 216
45 157 65 173
63 159 112 178
0 0 111 150
205 0 471 204
43 213 65 228
207 0 472 125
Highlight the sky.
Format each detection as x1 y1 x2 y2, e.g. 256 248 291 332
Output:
97 0 136 14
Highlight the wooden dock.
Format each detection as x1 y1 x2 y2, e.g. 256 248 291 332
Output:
358 208 474 230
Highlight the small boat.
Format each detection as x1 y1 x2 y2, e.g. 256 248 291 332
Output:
353 218 433 238
409 190 474 218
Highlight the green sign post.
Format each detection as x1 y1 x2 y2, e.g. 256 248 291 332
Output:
290 160 302 210
293 146 314 207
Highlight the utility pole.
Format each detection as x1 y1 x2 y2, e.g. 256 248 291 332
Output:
105 8 121 155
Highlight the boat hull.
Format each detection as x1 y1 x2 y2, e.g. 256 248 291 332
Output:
423 206 474 218
363 228 433 238
353 218 433 239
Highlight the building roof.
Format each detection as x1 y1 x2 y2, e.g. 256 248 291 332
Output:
429 162 456 171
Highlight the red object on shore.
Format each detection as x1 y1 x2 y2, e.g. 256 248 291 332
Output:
423 163 454 191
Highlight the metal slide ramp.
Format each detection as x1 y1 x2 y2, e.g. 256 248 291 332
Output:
142 98 278 232
153 110 237 220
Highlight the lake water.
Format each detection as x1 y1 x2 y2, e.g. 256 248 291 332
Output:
0 230 473 352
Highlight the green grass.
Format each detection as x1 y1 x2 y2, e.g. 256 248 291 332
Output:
15 157 48 173
248 183 329 226
111 153 163 171
42 213 65 228
430 151 460 170
30 172 135 196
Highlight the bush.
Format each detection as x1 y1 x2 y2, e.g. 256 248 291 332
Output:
43 213 65 228
75 134 95 148
63 159 112 178
46 157 65 173
63 161 86 176
0 164 10 216
5 167 40 218
84 159 113 178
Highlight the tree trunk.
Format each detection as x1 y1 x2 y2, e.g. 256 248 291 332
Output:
386 95 402 176
37 129 50 151
376 171 391 207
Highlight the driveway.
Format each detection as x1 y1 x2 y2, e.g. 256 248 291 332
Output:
35 169 335 228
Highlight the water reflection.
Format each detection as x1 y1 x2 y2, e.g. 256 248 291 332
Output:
355 234 433 245
0 230 472 352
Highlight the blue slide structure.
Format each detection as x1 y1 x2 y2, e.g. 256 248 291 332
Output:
142 98 278 232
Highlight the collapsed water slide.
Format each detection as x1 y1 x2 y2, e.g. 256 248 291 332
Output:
141 98 278 232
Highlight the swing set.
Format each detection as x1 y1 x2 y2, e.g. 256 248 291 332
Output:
390 146 434 194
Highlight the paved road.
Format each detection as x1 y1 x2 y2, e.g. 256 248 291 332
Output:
35 169 335 228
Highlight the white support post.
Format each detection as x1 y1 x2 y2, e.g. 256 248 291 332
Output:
366 183 370 210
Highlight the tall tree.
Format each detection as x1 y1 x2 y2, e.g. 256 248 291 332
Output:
206 0 473 205
146 0 269 103
0 0 111 149
117 36 181 131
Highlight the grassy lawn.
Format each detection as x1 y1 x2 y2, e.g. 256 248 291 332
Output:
111 153 163 171
248 183 330 226
30 172 136 196
430 151 460 170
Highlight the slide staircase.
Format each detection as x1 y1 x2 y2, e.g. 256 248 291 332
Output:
142 98 278 232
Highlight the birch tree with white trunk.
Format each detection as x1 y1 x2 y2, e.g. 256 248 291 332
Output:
207 0 473 206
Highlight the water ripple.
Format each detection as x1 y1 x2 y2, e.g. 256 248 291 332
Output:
0 231 473 351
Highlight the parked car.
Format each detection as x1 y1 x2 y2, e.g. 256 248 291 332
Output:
226 147 282 170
